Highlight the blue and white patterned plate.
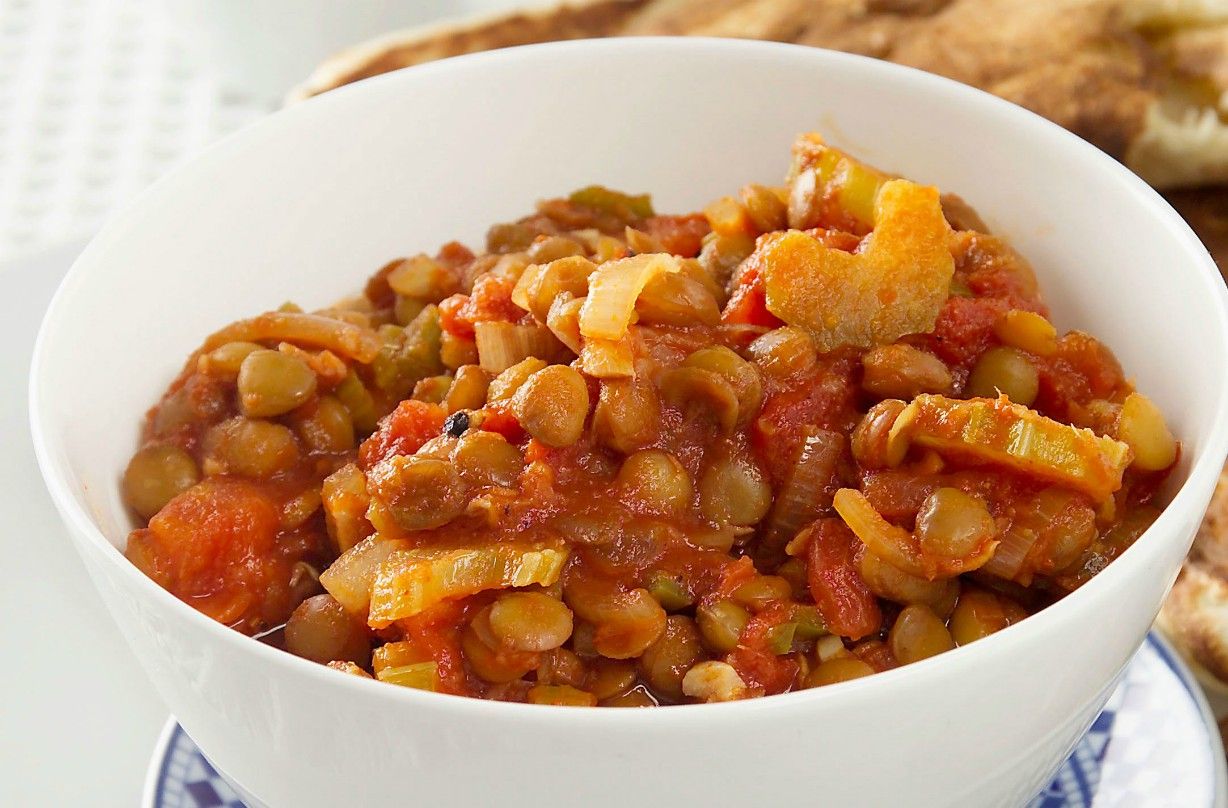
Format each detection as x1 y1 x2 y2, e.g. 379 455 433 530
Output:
144 632 1225 808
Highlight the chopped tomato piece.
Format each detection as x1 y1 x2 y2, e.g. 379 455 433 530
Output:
438 274 522 338
804 518 882 640
435 240 476 273
359 400 446 469
642 213 710 257
126 479 285 629
398 601 473 696
710 556 758 602
926 294 1009 367
722 270 781 327
752 354 859 483
728 603 800 695
479 402 525 443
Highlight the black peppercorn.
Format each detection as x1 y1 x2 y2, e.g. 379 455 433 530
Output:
443 410 470 438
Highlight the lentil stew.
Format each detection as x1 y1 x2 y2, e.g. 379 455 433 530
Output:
123 134 1176 704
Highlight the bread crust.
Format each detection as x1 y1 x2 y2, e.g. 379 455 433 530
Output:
1159 468 1228 686
289 0 647 102
289 0 1228 189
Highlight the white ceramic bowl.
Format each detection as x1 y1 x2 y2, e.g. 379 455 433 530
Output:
30 38 1228 807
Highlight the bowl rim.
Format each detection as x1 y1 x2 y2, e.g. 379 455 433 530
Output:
28 35 1228 725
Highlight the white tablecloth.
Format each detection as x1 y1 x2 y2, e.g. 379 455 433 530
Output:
0 0 269 261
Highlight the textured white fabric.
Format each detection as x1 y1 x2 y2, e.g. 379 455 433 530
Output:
0 0 268 259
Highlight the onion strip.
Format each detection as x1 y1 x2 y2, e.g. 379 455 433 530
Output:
200 311 383 364
833 489 997 580
579 337 635 379
474 321 568 374
978 525 1038 582
761 428 843 556
579 253 679 340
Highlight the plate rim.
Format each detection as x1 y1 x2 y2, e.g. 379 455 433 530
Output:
1147 632 1228 808
143 719 180 808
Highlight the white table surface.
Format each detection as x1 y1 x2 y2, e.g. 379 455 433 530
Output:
0 238 167 807
0 2 268 801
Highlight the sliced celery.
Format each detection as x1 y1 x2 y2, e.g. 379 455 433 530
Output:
376 661 438 691
765 623 798 655
645 573 694 612
568 185 654 220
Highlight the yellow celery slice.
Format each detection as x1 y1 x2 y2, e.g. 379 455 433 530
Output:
376 661 439 691
368 540 569 627
789 133 890 230
319 533 412 615
888 395 1132 503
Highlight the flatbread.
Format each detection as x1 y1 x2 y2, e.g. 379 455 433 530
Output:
1159 463 1228 685
1158 561 1228 686
289 0 1228 191
618 0 750 34
289 0 648 103
791 0 1227 187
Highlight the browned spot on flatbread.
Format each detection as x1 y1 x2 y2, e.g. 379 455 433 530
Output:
679 0 815 41
323 0 646 89
791 0 947 57
796 0 1156 160
295 0 1228 190
1162 21 1228 89
620 0 749 35
1160 466 1228 687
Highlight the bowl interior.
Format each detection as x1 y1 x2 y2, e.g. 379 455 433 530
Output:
33 36 1228 622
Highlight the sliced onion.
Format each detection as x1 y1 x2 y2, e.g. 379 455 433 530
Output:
833 488 997 580
833 488 925 577
201 311 383 364
579 337 635 379
579 253 679 340
761 428 843 556
979 525 1038 582
546 294 584 354
474 321 567 373
509 262 545 312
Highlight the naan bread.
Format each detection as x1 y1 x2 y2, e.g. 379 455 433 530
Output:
290 0 1228 190
1160 465 1228 686
290 1 648 100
